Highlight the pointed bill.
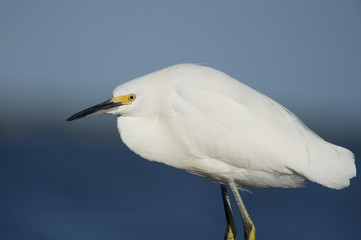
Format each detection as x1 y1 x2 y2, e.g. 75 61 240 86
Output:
66 99 122 121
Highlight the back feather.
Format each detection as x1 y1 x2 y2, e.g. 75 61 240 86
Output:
168 64 356 189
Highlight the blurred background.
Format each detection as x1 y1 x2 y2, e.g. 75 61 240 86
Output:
1 0 360 239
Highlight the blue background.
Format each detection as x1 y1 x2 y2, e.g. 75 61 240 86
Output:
1 1 360 239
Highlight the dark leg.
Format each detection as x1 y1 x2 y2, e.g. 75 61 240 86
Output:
220 184 237 240
228 181 255 240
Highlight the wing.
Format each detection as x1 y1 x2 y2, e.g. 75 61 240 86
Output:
169 76 355 189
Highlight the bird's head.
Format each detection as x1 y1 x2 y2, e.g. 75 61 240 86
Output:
66 76 152 122
66 64 203 122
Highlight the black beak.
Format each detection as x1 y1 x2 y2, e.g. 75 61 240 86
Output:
66 99 122 121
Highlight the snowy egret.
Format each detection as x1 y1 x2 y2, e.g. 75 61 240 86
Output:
67 64 356 240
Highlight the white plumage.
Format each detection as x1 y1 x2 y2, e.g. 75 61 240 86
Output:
112 64 356 190
67 63 356 239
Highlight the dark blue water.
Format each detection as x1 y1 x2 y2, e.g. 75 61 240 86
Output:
1 134 360 240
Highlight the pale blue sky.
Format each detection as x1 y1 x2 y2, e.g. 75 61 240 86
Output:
1 0 360 145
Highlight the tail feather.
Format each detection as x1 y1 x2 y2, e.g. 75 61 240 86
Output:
302 142 356 189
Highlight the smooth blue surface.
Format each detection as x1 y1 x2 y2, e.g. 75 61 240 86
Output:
1 1 360 239
1 135 360 240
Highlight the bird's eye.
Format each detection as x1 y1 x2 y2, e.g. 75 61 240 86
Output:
128 94 136 101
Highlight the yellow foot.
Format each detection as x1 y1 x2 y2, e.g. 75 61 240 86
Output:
224 224 237 240
244 220 255 240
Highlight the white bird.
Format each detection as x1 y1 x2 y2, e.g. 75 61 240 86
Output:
67 64 356 240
